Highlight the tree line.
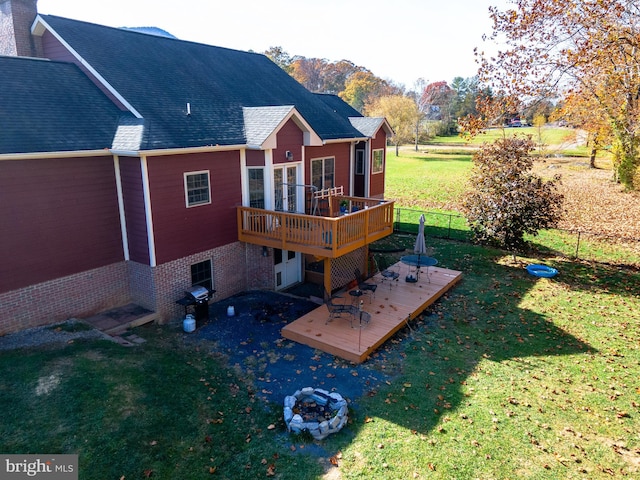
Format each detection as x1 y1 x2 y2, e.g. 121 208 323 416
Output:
263 46 484 153
267 0 640 192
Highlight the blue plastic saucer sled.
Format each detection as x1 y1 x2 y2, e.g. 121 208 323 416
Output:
526 264 558 278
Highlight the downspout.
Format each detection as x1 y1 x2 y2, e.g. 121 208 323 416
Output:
140 156 157 267
113 155 130 261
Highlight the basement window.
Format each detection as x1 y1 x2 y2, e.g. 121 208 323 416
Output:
191 259 213 291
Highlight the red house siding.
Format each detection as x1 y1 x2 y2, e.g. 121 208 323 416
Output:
0 156 124 293
370 128 387 198
147 150 242 264
246 149 265 167
305 143 352 194
273 119 303 165
119 156 150 264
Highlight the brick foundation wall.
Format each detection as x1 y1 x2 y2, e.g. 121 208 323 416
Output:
127 260 157 311
0 243 276 334
152 241 273 325
246 244 274 290
0 262 130 335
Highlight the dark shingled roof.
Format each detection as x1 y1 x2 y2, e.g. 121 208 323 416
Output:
0 56 131 154
39 15 365 150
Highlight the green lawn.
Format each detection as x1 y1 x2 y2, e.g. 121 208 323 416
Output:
330 237 640 478
384 150 471 211
431 126 576 146
2 237 638 479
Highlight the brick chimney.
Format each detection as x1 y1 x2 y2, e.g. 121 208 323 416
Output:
0 0 42 57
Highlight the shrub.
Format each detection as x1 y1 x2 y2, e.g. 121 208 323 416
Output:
462 137 564 251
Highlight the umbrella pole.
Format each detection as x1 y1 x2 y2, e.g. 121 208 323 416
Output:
358 301 363 352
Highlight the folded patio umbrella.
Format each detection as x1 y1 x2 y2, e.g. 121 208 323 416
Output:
414 214 427 261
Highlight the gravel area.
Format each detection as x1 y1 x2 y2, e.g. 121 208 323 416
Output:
0 320 110 352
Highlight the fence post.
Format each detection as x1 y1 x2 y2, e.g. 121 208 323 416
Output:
448 214 452 239
575 231 581 259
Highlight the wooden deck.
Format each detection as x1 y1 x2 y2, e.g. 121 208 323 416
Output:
281 262 463 363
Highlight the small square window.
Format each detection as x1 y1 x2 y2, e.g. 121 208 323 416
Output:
185 171 211 207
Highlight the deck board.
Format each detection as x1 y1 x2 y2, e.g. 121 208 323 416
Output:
281 262 463 363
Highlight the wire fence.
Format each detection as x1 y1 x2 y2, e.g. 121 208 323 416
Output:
393 207 640 267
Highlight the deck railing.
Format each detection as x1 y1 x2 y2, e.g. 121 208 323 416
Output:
237 197 394 258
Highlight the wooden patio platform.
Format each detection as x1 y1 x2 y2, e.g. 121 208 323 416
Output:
281 262 463 363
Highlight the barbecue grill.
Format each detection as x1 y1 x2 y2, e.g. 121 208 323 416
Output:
176 286 216 323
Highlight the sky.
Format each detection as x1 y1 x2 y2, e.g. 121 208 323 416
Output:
37 0 510 89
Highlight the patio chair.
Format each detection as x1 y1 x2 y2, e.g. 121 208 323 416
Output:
375 255 400 289
354 268 377 302
324 289 358 326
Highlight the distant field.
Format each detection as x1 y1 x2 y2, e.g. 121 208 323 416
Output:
384 150 471 212
386 129 640 261
430 126 578 146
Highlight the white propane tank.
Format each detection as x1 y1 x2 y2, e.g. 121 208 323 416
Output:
183 314 196 333
227 305 235 317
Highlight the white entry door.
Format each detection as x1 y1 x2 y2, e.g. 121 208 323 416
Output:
272 165 301 290
274 248 301 290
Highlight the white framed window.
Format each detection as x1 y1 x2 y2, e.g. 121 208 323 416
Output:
248 168 265 209
184 170 211 207
311 157 335 190
372 149 384 174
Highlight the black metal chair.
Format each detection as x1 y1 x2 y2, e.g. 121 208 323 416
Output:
354 268 377 302
324 289 358 326
375 255 400 289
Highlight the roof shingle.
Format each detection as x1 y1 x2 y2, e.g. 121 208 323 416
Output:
0 56 127 154
38 15 366 150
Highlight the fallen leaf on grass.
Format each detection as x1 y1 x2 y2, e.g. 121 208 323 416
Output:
267 424 276 430
266 464 276 476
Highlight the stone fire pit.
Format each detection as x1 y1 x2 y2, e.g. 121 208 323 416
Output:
284 387 348 440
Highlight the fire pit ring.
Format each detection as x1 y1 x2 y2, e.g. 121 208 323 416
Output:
284 387 348 440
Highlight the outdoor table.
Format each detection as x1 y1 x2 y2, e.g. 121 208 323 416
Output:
349 289 365 306
400 255 438 282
